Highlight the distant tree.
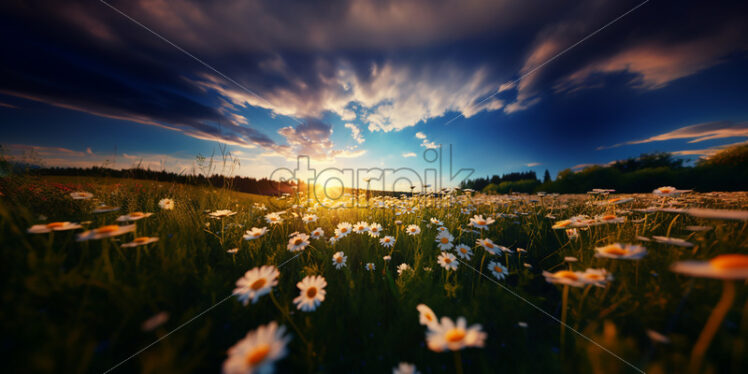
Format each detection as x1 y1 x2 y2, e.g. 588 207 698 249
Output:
543 169 551 183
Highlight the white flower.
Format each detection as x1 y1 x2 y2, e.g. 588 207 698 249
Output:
116 212 153 222
426 316 487 352
93 205 120 214
233 265 279 305
671 254 748 280
311 227 325 239
365 262 376 271
393 362 420 374
565 228 579 240
430 217 443 226
383 255 392 262
158 198 174 210
293 275 327 312
397 263 411 275
335 222 352 237
652 236 694 247
76 224 135 241
380 235 396 248
542 270 586 288
28 221 82 234
222 321 290 374
368 222 382 237
453 244 473 260
244 227 268 240
435 231 454 251
70 191 94 200
209 209 236 218
416 304 438 329
264 212 283 225
579 268 613 287
302 214 318 223
121 237 159 248
332 251 347 269
488 261 507 280
594 243 647 260
476 238 499 255
287 233 310 252
653 186 690 197
686 208 748 221
353 221 370 234
405 224 421 236
468 214 495 230
437 252 458 271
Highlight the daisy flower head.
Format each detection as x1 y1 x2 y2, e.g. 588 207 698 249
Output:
437 252 458 271
416 304 438 329
594 243 647 260
476 238 499 255
380 235 396 248
264 212 283 225
368 222 382 237
593 214 626 225
222 321 290 374
28 221 82 234
121 236 159 248
488 261 508 280
652 236 694 247
580 268 614 287
436 226 449 234
332 251 347 269
671 254 748 280
365 262 376 271
209 209 236 219
405 224 421 236
116 212 153 222
329 234 341 245
542 270 586 288
287 233 310 252
93 205 119 214
293 275 327 312
435 231 454 251
158 198 174 210
453 244 473 260
311 227 325 239
335 222 353 237
244 227 268 240
393 362 420 374
353 221 370 234
302 214 318 223
70 191 94 200
566 228 580 240
426 316 487 352
430 217 443 226
653 186 690 197
76 224 135 241
469 214 495 230
397 263 411 275
233 265 279 305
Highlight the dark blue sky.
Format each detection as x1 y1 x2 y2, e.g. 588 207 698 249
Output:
1 0 746 187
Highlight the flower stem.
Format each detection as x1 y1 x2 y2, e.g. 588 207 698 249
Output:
689 280 736 374
560 284 569 354
453 350 464 374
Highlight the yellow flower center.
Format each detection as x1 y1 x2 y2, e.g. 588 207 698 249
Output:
477 220 486 225
384 238 390 243
710 254 748 269
250 278 266 291
306 287 317 298
335 256 343 263
556 221 571 228
245 344 271 366
485 242 494 249
460 248 467 254
659 187 675 193
46 222 65 228
445 328 466 343
494 266 502 273
444 258 452 264
601 245 628 256
554 270 578 280
602 215 616 221
294 238 303 246
95 225 119 234
584 273 603 280
440 237 449 244
133 237 150 243
341 228 347 233
130 212 144 217
425 313 433 322
371 227 378 232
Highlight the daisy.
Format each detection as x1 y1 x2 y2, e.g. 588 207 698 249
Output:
383 255 392 262
353 221 369 234
579 268 613 287
158 198 174 210
468 215 495 230
222 321 290 374
329 234 341 245
405 224 421 236
293 275 327 312
393 362 419 374
93 205 119 214
593 214 625 225
397 263 411 275
426 316 487 352
311 227 325 239
437 252 458 271
542 270 586 288
227 248 239 254
652 236 694 247
602 197 633 205
244 227 268 240
368 222 382 237
435 231 454 251
416 304 438 329
335 222 352 237
209 209 236 219
302 214 318 223
454 244 473 260
116 212 153 222
332 251 347 269
233 265 279 305
476 238 499 255
686 208 748 221
365 262 376 271
264 212 283 225
380 235 396 248
565 228 579 240
488 261 508 280
28 221 82 234
594 243 647 260
653 186 690 197
121 237 159 248
564 256 578 263
76 224 135 241
287 233 310 252
430 217 443 226
671 254 748 279
436 226 449 234
70 191 94 200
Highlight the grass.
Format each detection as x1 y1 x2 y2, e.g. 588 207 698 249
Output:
0 175 746 373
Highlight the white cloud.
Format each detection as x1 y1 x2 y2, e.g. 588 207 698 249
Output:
344 123 365 144
526 162 540 167
598 121 748 150
415 131 427 139
402 152 417 158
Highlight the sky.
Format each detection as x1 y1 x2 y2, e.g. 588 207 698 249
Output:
1 0 747 190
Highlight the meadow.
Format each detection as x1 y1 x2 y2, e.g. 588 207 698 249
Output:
1 175 747 374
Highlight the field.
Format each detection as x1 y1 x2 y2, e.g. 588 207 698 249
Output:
1 176 747 374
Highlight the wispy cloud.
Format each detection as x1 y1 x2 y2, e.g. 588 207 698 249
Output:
671 140 748 157
402 152 417 158
344 123 365 144
525 162 541 167
598 120 748 150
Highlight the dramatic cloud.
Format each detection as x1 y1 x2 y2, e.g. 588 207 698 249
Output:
599 121 748 150
275 119 365 161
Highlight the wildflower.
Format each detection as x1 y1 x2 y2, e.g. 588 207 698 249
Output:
566 228 579 240
426 316 487 352
329 234 341 245
93 205 119 214
76 224 135 241
468 214 495 230
116 212 153 222
564 256 578 263
601 197 633 205
335 222 352 237
592 214 625 225
365 262 376 271
368 222 382 237
518 321 528 328
552 215 591 229
222 321 290 374
594 243 647 260
397 263 411 275
435 231 454 251
311 227 325 239
393 362 420 374
121 237 159 247
488 261 508 280
686 208 748 221
653 186 690 197
671 254 748 279
158 198 174 210
353 221 369 234
287 233 310 252
209 209 236 218
436 226 449 234
264 212 283 225
380 235 396 248
437 252 458 271
416 304 438 329
70 191 93 200
454 244 473 260
244 227 268 240
302 214 318 223
233 265 279 305
579 268 613 287
28 221 82 234
430 218 443 226
226 248 239 254
293 275 327 312
332 251 347 269
542 270 586 287
652 236 694 247
476 238 499 255
405 224 421 236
